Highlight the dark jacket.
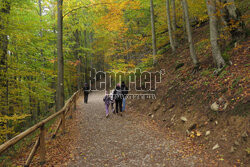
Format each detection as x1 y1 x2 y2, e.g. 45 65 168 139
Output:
114 85 123 100
83 85 90 95
121 83 128 98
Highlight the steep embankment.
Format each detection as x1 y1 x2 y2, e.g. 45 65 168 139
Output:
128 24 249 166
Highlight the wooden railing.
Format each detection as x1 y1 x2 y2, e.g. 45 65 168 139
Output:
0 89 82 166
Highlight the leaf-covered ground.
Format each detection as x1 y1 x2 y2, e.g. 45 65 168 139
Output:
128 24 249 166
11 92 233 166
67 92 227 166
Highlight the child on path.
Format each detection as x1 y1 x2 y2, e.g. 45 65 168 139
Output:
103 91 111 118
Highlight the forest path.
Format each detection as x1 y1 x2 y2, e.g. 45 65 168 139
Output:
68 91 213 167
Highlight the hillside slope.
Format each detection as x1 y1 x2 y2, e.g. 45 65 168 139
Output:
128 24 249 166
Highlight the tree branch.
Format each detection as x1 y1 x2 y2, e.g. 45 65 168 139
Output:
63 3 111 18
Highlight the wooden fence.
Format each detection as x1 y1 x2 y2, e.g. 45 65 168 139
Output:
0 89 82 166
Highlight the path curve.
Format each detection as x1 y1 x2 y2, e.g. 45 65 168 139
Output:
69 91 209 167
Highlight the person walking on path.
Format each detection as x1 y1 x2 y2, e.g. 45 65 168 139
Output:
103 91 111 118
114 84 123 116
83 83 90 104
121 81 128 112
110 89 115 113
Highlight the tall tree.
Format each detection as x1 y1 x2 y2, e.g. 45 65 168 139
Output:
84 30 88 83
0 0 10 91
89 32 93 69
182 0 199 68
74 29 82 90
181 0 186 40
206 0 225 68
166 0 175 52
56 0 64 111
0 0 10 70
150 0 156 64
34 0 43 121
171 0 177 46
0 0 10 140
38 0 44 64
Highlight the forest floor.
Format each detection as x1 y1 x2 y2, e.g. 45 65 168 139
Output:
12 92 229 166
128 23 249 166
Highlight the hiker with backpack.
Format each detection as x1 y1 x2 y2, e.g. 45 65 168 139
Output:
103 91 111 118
121 81 128 112
114 83 123 116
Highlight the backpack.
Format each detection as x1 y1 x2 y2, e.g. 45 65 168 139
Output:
115 89 122 100
103 95 111 104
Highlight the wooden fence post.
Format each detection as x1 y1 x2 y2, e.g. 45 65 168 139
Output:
52 119 62 138
69 106 73 119
39 125 46 165
74 96 77 111
25 137 40 167
61 110 65 134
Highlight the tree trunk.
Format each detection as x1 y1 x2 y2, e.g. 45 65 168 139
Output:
28 77 36 122
84 30 88 83
171 0 177 46
0 0 10 70
0 1 10 138
206 0 225 68
51 27 57 110
49 1 57 110
150 0 156 64
74 29 82 90
181 0 186 40
0 0 10 111
66 78 71 97
220 0 245 41
166 0 175 52
56 0 64 111
89 32 93 69
38 0 48 114
38 0 43 55
182 0 199 67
